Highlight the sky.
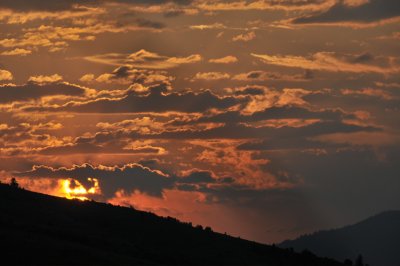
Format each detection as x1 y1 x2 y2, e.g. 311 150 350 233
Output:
0 0 399 244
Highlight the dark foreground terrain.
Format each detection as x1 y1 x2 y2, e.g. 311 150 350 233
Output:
280 211 400 266
0 184 342 265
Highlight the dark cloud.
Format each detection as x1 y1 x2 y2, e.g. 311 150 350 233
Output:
292 0 400 24
171 106 355 125
24 84 246 113
304 90 400 110
16 163 233 199
233 70 313 82
0 0 193 11
37 142 163 156
0 123 58 147
16 163 173 198
134 18 166 29
234 87 266 96
111 66 131 79
0 0 87 11
90 67 174 85
180 170 217 184
237 137 344 151
0 82 87 103
129 120 379 140
163 9 186 17
351 52 375 64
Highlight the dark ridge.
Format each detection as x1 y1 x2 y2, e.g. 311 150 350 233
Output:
0 183 343 265
280 211 400 266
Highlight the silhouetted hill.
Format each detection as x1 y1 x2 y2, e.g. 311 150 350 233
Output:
280 211 400 266
0 184 343 266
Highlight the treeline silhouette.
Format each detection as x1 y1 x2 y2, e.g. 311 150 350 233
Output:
0 182 344 265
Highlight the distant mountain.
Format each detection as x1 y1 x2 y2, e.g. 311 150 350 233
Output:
0 184 342 266
280 211 400 266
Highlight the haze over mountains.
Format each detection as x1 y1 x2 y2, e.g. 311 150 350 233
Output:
0 183 343 266
280 211 400 266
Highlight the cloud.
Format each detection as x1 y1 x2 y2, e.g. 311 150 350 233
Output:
116 120 379 140
232 86 266 96
81 67 174 85
304 87 400 111
79 74 96 83
171 106 355 125
85 49 202 69
15 162 233 199
0 122 64 156
232 31 256 42
190 23 226 30
341 88 395 100
292 0 400 27
192 72 231 81
0 24 99 52
0 17 165 53
209 55 238 64
0 0 194 12
194 0 334 12
377 31 400 40
0 82 87 103
1 48 31 56
252 52 400 74
16 163 173 198
0 69 13 81
96 117 166 134
232 70 314 81
134 17 166 29
24 83 246 113
37 142 166 156
28 74 63 84
0 0 98 11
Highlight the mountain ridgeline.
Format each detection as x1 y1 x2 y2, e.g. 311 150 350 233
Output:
0 183 342 265
280 211 400 266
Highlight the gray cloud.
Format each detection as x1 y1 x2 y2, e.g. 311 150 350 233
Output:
0 82 87 103
122 120 380 140
170 106 355 126
16 163 233 199
0 0 193 11
16 163 174 198
293 0 400 25
24 84 246 113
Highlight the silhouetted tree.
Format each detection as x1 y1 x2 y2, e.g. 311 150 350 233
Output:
355 255 364 266
10 178 19 188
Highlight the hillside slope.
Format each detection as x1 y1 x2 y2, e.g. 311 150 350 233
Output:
280 211 400 266
0 184 342 265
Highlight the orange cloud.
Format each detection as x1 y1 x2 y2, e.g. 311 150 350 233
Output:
190 23 226 30
252 52 400 74
209 55 238 64
1 48 31 56
28 74 63 84
194 0 335 12
232 31 256 42
85 49 202 69
232 70 313 81
0 69 13 81
341 88 395 100
192 72 231 81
